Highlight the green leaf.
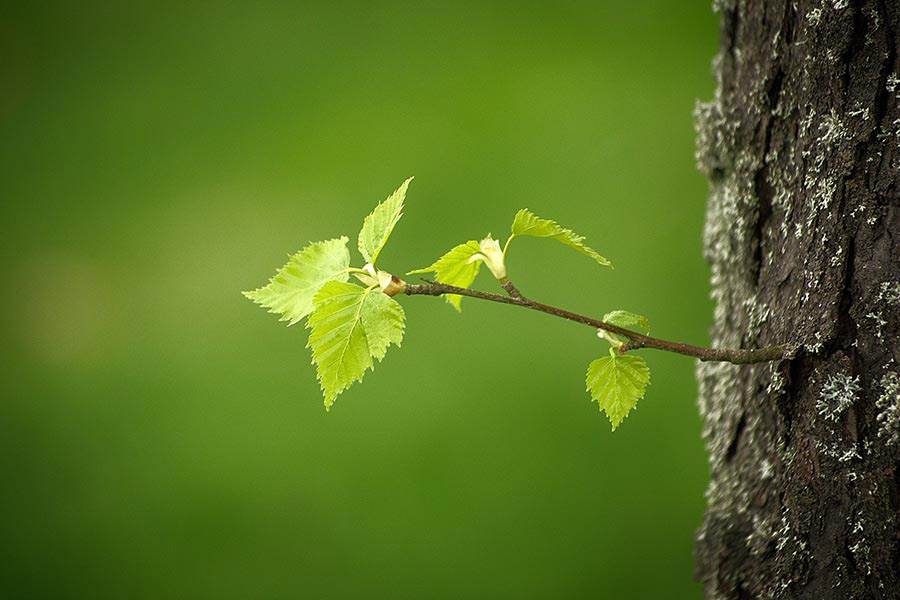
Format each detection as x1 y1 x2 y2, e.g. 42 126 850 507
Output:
585 353 650 430
509 208 612 267
408 241 482 311
603 310 650 333
243 236 350 326
358 177 413 266
307 281 405 409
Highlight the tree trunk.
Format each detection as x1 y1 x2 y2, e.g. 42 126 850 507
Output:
694 0 900 598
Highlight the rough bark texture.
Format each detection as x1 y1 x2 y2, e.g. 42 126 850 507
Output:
695 0 900 598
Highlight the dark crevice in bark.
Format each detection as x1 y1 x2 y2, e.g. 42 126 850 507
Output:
782 1 796 47
726 412 747 463
781 353 811 447
841 4 867 104
752 62 782 285
752 167 773 285
833 234 857 359
872 0 897 129
766 67 785 109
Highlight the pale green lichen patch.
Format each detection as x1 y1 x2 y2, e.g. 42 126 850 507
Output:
696 361 745 472
867 311 888 339
712 0 738 14
876 281 900 305
800 108 850 227
743 297 771 339
747 512 780 558
875 371 900 447
849 515 873 576
816 372 860 422
766 362 786 397
887 75 900 92
813 440 861 463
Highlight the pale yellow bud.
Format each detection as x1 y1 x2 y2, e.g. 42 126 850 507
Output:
354 265 406 296
377 270 407 297
467 236 507 280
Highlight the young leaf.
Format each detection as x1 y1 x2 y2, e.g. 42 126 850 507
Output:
603 310 650 333
586 353 650 430
471 236 507 280
243 236 350 326
358 177 413 266
509 208 612 267
408 241 482 311
307 281 405 409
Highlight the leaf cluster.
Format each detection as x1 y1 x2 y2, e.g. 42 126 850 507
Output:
245 178 651 428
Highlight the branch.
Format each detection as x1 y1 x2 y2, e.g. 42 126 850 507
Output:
404 281 786 364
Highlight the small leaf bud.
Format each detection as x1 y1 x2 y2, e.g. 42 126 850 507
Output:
467 236 507 280
378 271 407 296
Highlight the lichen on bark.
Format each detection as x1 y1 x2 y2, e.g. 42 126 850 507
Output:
694 1 900 598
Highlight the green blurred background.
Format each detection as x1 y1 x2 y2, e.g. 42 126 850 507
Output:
1 1 719 597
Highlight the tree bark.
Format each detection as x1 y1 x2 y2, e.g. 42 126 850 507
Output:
694 1 900 598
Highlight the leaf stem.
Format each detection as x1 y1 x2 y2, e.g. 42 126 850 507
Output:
498 277 524 299
404 280 785 364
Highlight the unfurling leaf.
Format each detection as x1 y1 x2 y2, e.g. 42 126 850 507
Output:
358 177 413 266
408 241 483 311
307 281 405 409
598 310 650 347
509 208 612 267
586 353 650 430
243 236 350 326
472 236 507 280
603 310 650 333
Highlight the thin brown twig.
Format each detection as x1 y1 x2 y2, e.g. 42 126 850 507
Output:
404 280 786 364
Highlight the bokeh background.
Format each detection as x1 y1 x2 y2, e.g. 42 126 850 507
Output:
1 2 720 598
